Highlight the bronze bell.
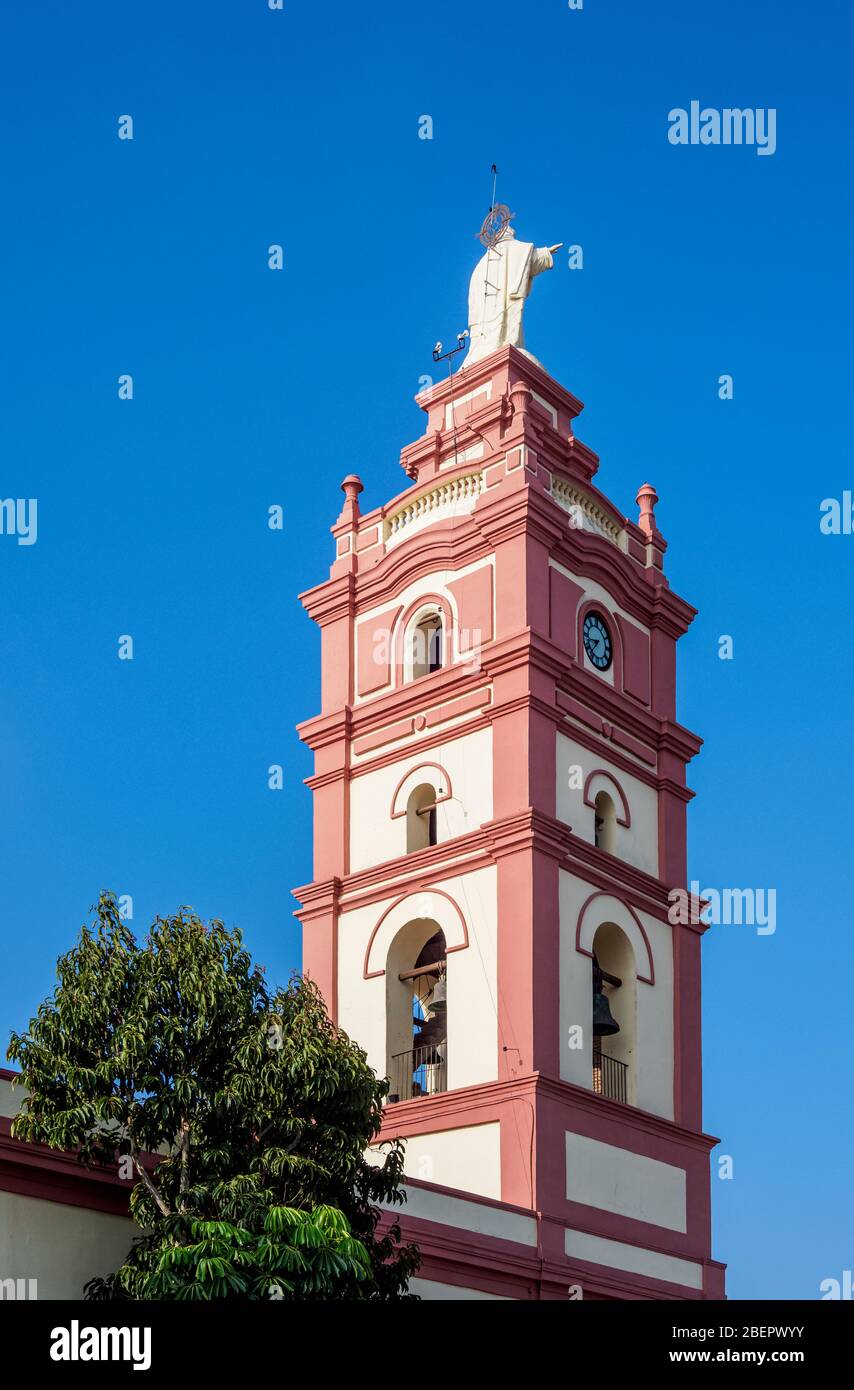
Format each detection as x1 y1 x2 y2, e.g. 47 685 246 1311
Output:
413 1007 447 1050
592 956 620 1037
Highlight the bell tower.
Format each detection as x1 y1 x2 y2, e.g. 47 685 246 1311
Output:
295 243 725 1299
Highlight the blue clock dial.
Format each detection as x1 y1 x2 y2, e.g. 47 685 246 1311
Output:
582 612 613 671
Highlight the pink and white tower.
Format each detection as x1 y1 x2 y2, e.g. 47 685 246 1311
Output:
295 321 725 1299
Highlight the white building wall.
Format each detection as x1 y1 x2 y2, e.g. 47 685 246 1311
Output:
565 1132 687 1231
556 732 658 877
349 727 493 872
0 1191 134 1300
337 865 498 1090
558 869 674 1120
564 1229 702 1290
368 1121 501 1199
382 1182 537 1247
409 1278 513 1300
0 1077 21 1119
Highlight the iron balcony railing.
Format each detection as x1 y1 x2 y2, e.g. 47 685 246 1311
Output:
592 1048 629 1103
387 1043 447 1103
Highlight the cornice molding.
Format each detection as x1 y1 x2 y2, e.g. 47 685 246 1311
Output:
294 810 700 930
296 706 353 753
379 1071 720 1154
0 1120 131 1217
298 571 356 626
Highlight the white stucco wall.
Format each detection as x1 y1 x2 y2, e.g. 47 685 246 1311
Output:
337 866 498 1090
369 1121 501 1200
0 1077 21 1119
0 1191 135 1300
349 727 493 872
564 1228 702 1290
558 870 674 1120
565 1131 687 1231
556 732 658 877
382 1182 537 1247
410 1277 513 1300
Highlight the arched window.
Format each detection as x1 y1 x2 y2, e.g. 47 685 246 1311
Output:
406 783 438 853
591 922 637 1106
386 924 447 1103
594 790 617 854
409 611 443 680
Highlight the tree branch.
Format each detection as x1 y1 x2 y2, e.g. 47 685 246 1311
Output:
129 1137 171 1218
178 1119 190 1210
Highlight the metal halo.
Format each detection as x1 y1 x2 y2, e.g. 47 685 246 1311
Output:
478 203 514 249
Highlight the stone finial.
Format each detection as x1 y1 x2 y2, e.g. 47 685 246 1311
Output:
636 482 660 539
508 378 532 426
338 474 363 526
509 378 530 406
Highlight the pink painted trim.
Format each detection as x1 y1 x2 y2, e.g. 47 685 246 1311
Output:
423 686 491 727
296 814 678 934
356 603 403 698
363 887 470 979
389 762 454 819
353 717 414 756
0 1168 131 1217
355 525 379 552
299 805 680 928
582 769 631 827
301 624 698 778
352 689 491 757
575 890 655 985
0 1119 133 1218
346 712 493 780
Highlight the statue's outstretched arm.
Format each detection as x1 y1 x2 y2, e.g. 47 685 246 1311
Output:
531 243 563 277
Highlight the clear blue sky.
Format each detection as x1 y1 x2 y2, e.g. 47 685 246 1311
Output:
1 1 850 1300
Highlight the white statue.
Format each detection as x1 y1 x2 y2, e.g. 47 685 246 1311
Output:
463 225 562 368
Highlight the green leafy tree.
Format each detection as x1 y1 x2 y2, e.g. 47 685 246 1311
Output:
7 893 419 1300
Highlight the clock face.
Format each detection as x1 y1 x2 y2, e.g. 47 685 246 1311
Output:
583 612 613 671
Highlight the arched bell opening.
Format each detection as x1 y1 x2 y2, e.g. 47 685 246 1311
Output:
594 790 617 854
406 782 438 853
408 611 444 681
385 922 447 1104
591 921 637 1105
